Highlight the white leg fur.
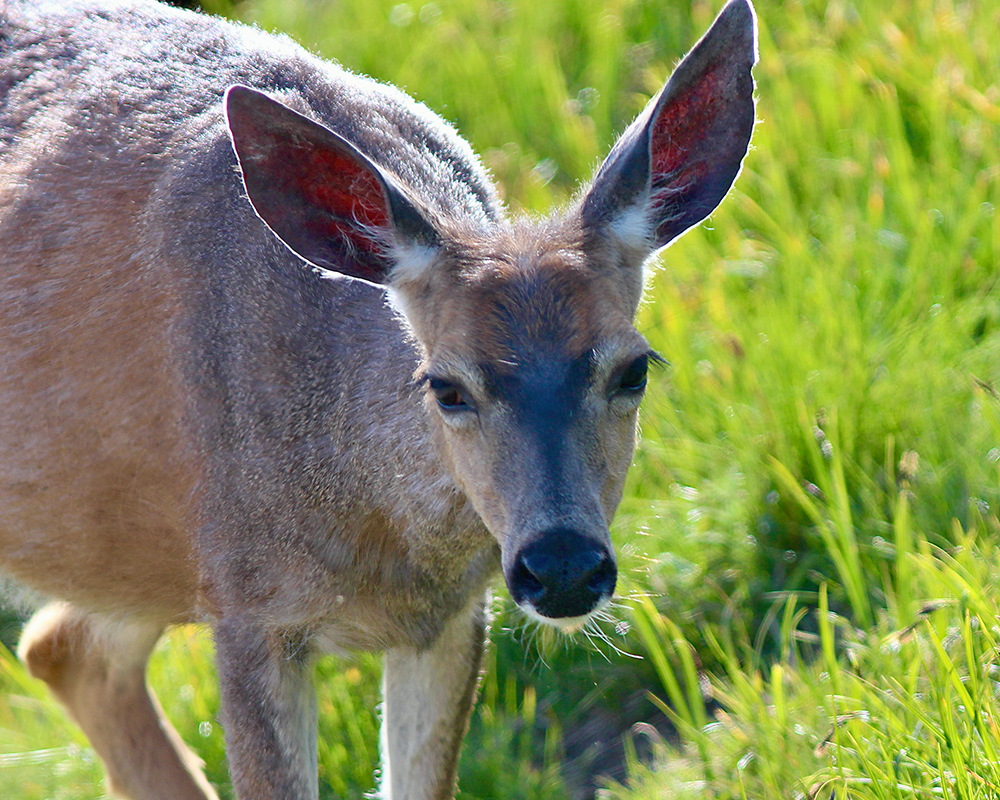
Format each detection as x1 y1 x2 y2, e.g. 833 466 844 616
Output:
18 602 218 800
380 596 487 800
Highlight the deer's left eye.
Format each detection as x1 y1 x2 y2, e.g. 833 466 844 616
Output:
612 354 648 396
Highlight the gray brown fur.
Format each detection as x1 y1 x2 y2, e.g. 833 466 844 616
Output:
0 1 757 798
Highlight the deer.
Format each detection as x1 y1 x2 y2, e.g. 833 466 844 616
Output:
0 0 756 797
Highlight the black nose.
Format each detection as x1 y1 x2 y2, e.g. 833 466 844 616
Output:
507 529 617 620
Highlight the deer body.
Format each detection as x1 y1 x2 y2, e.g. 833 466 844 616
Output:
1 1 497 636
0 1 757 798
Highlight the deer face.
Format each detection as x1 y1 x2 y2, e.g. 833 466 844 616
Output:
399 230 658 624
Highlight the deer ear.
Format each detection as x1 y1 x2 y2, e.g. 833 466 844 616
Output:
224 85 439 286
582 0 757 253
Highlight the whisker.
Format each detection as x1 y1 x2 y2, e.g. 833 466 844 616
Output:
579 624 613 663
583 617 643 660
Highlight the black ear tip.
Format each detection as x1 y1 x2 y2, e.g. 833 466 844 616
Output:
224 86 288 131
224 84 248 107
720 0 756 27
727 0 755 17
224 86 255 131
714 0 759 57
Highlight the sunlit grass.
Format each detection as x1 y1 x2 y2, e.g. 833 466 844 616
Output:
606 509 1000 799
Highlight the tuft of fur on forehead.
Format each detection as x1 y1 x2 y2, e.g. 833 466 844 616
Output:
395 216 640 366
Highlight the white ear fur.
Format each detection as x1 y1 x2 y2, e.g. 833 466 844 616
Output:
390 242 440 286
384 241 440 325
607 204 656 254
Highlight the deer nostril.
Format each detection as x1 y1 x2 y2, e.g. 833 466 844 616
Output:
507 529 617 620
510 557 545 605
588 557 616 597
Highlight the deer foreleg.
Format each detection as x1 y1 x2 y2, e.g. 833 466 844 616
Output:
380 595 487 800
214 618 319 800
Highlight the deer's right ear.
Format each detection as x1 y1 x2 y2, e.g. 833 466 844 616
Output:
581 0 757 259
224 85 440 286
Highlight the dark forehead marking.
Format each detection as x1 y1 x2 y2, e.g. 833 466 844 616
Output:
483 349 597 488
480 347 595 406
473 258 608 362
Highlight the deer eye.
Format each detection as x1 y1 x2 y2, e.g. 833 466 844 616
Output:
428 377 475 413
613 354 649 395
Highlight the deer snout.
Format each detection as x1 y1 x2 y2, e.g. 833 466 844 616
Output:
507 529 616 625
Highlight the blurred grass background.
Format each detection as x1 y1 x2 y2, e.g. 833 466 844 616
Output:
3 0 1000 797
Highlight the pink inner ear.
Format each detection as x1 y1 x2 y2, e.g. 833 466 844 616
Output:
649 67 723 190
285 142 391 256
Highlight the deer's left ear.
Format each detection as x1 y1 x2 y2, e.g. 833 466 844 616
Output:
582 0 757 258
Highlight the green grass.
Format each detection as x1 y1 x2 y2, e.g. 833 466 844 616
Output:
3 0 1000 797
609 520 1000 799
